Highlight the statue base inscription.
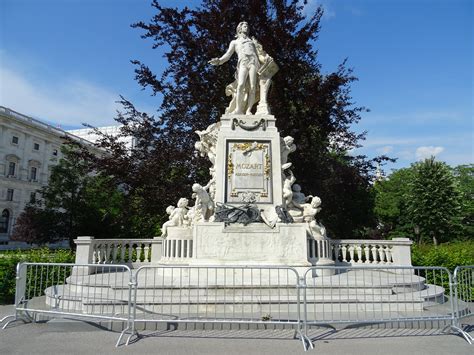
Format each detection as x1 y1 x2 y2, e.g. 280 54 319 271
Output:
226 140 272 203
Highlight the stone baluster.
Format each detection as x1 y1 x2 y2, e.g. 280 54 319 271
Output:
364 245 371 264
356 244 363 263
103 243 109 263
104 242 112 264
112 243 119 263
128 243 134 263
143 242 150 262
379 246 386 264
385 246 393 264
348 245 355 263
371 245 378 264
136 243 143 261
120 243 126 263
96 244 103 263
341 245 347 262
92 246 98 264
322 240 328 259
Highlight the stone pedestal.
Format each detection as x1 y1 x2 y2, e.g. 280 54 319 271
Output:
214 114 283 210
190 222 311 266
73 236 95 275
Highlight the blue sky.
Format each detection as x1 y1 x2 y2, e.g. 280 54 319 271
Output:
1 0 472 173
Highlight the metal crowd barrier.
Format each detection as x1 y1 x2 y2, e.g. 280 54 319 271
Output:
302 266 453 324
1 262 473 350
0 262 134 347
452 266 474 344
127 265 309 348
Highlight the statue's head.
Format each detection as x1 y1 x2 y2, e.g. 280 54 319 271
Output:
284 136 294 145
236 22 249 37
194 141 203 153
311 196 322 208
192 183 203 192
177 198 188 208
292 184 301 193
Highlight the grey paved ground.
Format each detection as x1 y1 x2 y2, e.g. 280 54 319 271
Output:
0 305 472 355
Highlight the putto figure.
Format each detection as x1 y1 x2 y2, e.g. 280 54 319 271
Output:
209 21 278 115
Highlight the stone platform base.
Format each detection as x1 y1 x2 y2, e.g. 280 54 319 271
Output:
189 222 311 266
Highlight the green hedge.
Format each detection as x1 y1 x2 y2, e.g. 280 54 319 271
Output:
0 248 74 305
411 241 474 272
412 241 474 301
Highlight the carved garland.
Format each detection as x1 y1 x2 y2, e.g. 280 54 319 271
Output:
231 118 266 131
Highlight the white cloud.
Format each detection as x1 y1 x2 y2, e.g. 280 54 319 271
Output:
376 145 394 154
415 146 445 160
0 65 121 127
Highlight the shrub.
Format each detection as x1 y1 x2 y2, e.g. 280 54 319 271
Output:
0 248 74 305
411 241 474 272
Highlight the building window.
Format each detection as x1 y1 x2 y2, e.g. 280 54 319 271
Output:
7 189 14 201
30 167 37 181
8 162 16 177
52 149 58 156
12 136 19 145
0 210 10 233
34 143 40 150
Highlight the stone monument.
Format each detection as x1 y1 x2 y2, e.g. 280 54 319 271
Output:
161 21 333 268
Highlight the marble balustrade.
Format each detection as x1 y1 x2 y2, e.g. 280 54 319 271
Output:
75 236 412 269
328 238 413 266
74 236 163 268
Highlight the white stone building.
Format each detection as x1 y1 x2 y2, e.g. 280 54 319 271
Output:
0 106 99 249
67 125 136 150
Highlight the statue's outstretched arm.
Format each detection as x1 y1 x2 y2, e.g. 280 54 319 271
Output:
209 41 235 65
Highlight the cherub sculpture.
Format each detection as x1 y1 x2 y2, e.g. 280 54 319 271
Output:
301 196 327 239
161 198 189 237
192 183 215 222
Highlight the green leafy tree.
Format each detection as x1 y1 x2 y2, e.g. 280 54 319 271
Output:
12 146 125 248
84 0 391 239
373 168 414 239
407 157 462 245
452 164 474 239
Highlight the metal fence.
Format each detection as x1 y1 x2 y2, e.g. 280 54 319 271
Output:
302 266 453 326
453 266 474 344
1 262 473 350
129 265 307 346
0 262 134 347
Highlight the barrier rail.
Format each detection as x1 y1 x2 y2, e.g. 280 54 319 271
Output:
453 266 474 344
1 262 134 347
128 265 309 348
1 262 473 350
303 266 452 325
